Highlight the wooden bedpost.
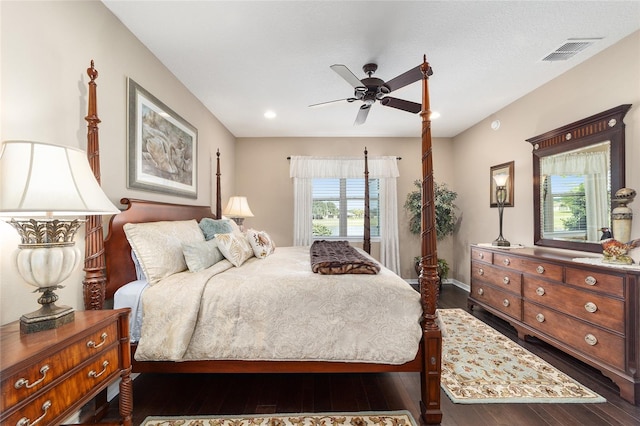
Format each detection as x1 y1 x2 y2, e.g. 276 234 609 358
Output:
418 55 442 424
363 147 371 254
216 149 222 218
83 60 108 310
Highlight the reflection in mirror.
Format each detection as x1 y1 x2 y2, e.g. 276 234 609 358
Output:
527 104 631 253
539 141 610 243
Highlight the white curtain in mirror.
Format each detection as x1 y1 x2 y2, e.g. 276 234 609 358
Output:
541 150 610 241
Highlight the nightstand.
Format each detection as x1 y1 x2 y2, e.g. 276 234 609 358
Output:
0 309 132 426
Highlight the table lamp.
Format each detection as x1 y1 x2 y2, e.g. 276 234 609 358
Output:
0 140 120 333
223 196 254 231
492 172 510 247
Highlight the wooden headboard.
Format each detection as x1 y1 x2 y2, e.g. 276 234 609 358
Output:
103 198 217 300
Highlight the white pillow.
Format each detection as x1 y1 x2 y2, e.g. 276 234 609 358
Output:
182 239 225 272
123 220 205 284
246 229 276 259
215 232 254 267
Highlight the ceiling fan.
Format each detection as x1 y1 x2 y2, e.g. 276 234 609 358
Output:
310 62 430 125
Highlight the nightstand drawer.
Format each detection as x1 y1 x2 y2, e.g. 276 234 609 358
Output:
1 346 120 426
1 321 118 410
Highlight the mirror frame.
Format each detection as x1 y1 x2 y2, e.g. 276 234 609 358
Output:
526 104 631 253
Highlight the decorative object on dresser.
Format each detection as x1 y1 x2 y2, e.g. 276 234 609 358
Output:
0 141 120 333
0 309 132 426
612 187 636 245
127 78 198 199
490 162 513 247
527 104 631 253
439 308 605 404
223 196 254 230
468 244 640 405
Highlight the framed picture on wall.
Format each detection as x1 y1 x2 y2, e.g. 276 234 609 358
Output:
127 78 197 198
490 161 514 207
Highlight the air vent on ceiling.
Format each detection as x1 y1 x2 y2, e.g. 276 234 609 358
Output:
542 38 602 62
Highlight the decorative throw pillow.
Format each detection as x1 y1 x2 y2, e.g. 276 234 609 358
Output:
123 220 205 284
198 218 233 240
182 239 225 272
246 229 276 259
221 216 243 234
215 232 254 267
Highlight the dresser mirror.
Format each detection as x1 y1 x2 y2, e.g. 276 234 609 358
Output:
526 104 631 253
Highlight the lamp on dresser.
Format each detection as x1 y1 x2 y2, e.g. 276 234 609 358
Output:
493 172 510 247
223 196 254 231
0 140 119 333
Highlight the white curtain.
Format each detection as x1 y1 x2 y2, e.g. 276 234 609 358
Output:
541 150 610 240
289 156 401 273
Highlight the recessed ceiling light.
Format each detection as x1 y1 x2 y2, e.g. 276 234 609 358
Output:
491 119 501 130
264 110 277 119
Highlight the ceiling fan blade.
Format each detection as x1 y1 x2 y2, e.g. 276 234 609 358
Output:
354 105 371 126
309 98 356 108
384 65 426 92
330 64 365 89
380 96 422 114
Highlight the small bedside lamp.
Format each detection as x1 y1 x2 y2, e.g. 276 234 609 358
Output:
0 140 120 333
492 172 510 247
223 196 254 231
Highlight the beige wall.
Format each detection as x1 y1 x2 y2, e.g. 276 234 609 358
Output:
451 30 640 285
0 1 236 324
234 136 454 279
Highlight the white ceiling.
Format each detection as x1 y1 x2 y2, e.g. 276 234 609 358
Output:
102 1 640 138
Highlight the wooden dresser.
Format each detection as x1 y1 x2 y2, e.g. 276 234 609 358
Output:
468 244 640 405
0 309 132 426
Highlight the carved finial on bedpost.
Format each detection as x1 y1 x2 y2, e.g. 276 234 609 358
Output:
216 149 222 218
83 60 108 310
418 54 443 425
363 147 371 254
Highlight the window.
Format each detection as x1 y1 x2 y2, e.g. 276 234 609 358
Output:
311 178 379 238
543 175 587 233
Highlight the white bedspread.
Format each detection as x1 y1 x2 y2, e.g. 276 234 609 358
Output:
135 246 422 364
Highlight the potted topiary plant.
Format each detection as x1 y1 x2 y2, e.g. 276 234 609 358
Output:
404 180 458 282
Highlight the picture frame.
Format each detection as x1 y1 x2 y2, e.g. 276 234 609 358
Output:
490 161 514 207
127 78 197 199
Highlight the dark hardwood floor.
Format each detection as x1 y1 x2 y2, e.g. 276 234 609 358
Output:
104 284 640 425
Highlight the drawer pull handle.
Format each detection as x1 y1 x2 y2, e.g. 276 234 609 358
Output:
584 334 598 346
15 365 49 389
478 268 484 276
536 265 545 274
585 276 597 286
477 288 484 295
88 360 109 379
536 287 545 296
479 252 484 259
16 400 51 426
503 258 511 266
536 313 545 323
87 332 108 349
502 299 510 307
584 302 598 313
503 276 510 284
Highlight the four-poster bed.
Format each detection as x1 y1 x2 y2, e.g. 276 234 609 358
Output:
84 57 442 424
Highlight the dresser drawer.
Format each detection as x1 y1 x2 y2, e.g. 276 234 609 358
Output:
471 282 522 320
494 252 563 281
471 247 493 264
471 261 521 294
1 321 118 411
523 277 624 333
565 266 624 298
523 303 625 370
1 346 120 426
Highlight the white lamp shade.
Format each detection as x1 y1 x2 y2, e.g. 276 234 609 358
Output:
0 140 120 217
223 196 254 218
493 173 509 187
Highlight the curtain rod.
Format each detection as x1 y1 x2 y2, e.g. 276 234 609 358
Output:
286 156 402 160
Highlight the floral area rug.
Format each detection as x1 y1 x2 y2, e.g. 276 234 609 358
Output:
438 308 606 403
140 411 416 426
